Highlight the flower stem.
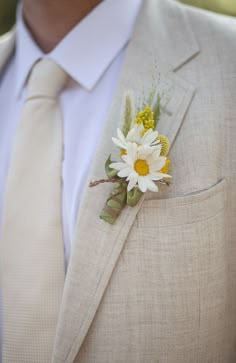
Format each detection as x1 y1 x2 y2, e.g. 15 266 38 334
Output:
89 177 125 187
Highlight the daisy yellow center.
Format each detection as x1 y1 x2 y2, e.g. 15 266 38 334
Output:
134 159 149 176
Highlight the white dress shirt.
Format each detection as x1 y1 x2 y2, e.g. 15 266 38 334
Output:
0 0 142 265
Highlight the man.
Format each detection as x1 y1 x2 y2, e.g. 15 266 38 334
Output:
0 0 235 362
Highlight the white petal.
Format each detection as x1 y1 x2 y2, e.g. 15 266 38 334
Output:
151 143 162 151
137 176 148 192
143 177 159 192
151 144 162 155
126 128 136 141
150 172 172 179
141 128 152 138
147 150 161 164
149 157 166 172
126 142 138 161
127 171 138 181
118 167 132 178
149 172 164 180
137 124 145 135
161 173 172 179
147 147 162 165
122 154 133 166
112 137 126 149
132 123 144 134
137 147 154 160
109 162 127 170
142 130 158 145
117 128 126 143
127 175 138 191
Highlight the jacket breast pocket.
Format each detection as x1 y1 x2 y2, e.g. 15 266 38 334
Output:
136 178 226 229
123 179 229 361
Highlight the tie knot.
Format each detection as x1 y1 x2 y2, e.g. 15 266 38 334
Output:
26 58 68 99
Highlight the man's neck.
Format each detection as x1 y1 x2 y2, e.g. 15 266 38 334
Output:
22 0 103 53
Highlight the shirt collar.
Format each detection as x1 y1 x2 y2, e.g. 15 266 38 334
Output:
15 8 43 97
15 0 142 97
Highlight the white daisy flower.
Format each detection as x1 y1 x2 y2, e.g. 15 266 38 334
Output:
110 142 171 193
112 126 159 151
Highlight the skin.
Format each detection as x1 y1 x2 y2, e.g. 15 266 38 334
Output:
22 0 103 53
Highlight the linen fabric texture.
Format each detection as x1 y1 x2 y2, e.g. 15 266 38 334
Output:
0 0 235 362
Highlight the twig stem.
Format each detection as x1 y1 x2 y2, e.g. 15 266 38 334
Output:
89 178 124 187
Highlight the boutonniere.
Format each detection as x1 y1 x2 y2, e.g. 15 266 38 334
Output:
90 89 171 224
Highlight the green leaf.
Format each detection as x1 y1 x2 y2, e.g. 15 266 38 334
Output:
121 93 134 137
105 155 118 178
100 182 127 224
147 86 156 106
153 94 161 129
127 188 144 207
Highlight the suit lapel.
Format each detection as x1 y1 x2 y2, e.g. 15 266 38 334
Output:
53 1 199 362
0 28 15 75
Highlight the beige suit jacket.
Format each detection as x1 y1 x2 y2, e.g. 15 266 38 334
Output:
0 0 235 362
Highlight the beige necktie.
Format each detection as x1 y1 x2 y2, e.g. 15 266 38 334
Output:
0 58 68 363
